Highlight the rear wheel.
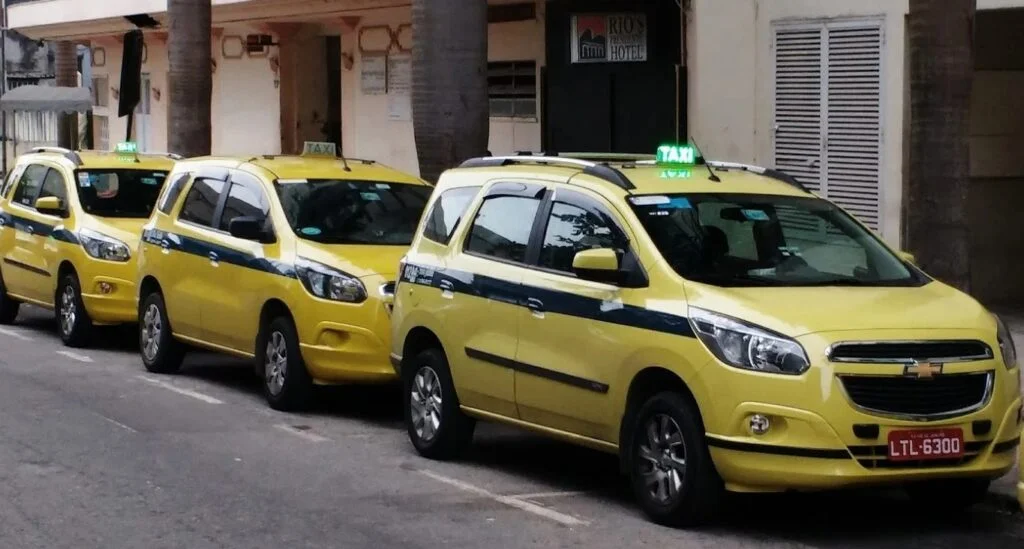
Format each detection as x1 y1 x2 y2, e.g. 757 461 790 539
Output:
258 315 313 411
56 273 93 347
905 478 991 511
404 347 475 460
0 273 19 325
628 391 723 528
139 291 185 374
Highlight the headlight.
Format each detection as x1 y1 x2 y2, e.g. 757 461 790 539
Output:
995 314 1018 369
294 258 366 303
79 228 130 262
689 307 810 375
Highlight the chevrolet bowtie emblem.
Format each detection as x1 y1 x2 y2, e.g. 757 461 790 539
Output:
905 361 943 379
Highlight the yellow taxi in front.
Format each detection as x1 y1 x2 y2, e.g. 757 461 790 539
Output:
0 145 175 346
391 146 1022 527
136 143 432 410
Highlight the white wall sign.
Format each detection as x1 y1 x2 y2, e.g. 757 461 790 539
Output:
570 13 648 64
361 53 387 95
387 53 412 121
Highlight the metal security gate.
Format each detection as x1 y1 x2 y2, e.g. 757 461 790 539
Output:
772 19 884 230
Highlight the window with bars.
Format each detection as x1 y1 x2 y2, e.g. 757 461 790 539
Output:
772 20 883 231
93 115 109 151
487 60 537 120
92 76 109 107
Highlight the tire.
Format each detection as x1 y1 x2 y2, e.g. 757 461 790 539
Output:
258 315 313 411
0 273 20 325
627 391 724 528
404 347 475 460
56 272 93 347
139 291 185 374
905 478 991 511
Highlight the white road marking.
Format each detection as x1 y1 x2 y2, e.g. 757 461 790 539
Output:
0 327 32 341
56 350 93 363
419 470 589 527
96 413 137 433
136 375 224 405
273 424 330 443
508 491 586 500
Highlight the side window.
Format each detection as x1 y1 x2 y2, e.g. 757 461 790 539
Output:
37 168 68 204
178 178 226 228
465 195 540 263
158 172 192 215
422 186 480 244
12 165 49 207
538 195 629 274
1 166 24 198
219 173 270 231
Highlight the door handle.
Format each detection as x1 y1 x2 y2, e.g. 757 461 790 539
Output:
527 297 545 318
208 251 219 264
438 279 454 299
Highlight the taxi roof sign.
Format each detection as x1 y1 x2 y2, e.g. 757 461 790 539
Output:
656 144 696 165
302 141 338 157
115 141 139 154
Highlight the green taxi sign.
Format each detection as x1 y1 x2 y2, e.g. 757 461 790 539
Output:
656 144 696 165
115 142 138 154
302 141 337 157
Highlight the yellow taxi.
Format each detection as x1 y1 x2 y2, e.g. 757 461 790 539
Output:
0 144 176 346
1018 424 1023 511
136 142 432 411
390 146 1023 527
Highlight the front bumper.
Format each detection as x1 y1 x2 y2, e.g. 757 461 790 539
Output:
695 329 1023 492
79 262 138 325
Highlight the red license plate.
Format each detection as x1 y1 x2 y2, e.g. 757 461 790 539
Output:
887 428 964 461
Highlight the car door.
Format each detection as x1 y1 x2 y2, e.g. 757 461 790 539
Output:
1 164 58 303
442 181 548 419
199 170 278 354
514 186 642 441
0 164 27 293
167 172 229 341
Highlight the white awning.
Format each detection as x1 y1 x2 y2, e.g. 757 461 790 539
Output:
0 85 93 113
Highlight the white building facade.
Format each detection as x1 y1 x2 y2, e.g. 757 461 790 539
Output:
10 0 1024 303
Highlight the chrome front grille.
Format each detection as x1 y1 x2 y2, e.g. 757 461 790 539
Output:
838 372 994 420
827 340 992 364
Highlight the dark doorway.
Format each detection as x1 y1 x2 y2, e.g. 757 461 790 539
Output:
543 0 684 154
324 36 342 150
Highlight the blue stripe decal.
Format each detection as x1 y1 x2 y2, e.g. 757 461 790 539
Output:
399 262 695 338
142 228 296 278
0 210 79 244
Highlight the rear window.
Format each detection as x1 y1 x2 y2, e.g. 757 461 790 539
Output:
275 179 432 245
75 169 168 218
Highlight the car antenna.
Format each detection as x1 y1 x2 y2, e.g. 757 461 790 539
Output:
337 149 351 172
690 138 720 182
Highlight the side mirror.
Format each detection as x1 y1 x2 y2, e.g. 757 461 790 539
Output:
228 216 272 243
897 250 916 264
35 196 66 217
572 248 622 284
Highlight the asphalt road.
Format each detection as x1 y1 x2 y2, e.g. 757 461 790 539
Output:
0 305 1021 549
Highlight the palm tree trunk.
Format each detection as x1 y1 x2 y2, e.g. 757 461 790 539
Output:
54 41 78 149
906 0 975 292
167 0 212 157
411 0 489 183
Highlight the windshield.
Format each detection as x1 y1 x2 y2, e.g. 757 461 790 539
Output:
275 179 431 245
75 169 168 218
628 193 925 287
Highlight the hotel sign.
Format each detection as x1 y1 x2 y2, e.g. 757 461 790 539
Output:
571 13 648 64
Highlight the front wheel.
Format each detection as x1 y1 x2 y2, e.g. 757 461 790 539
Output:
56 273 92 347
404 348 475 460
258 315 313 411
139 291 185 374
628 392 723 528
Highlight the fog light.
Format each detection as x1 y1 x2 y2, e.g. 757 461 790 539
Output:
749 414 771 435
97 282 114 294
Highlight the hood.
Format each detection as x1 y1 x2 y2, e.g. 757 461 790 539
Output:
83 217 147 248
296 242 406 281
684 280 993 337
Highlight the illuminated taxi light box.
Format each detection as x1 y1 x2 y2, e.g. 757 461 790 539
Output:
303 141 338 157
655 144 696 165
116 141 138 162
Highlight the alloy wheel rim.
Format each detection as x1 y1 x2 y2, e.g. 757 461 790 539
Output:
638 413 688 505
60 284 76 336
410 366 442 443
265 331 288 396
141 303 162 361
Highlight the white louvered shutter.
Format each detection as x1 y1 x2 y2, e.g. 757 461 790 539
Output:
773 20 884 231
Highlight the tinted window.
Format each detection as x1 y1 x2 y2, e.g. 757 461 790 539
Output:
275 179 431 245
422 186 480 244
1 167 23 198
179 178 226 227
219 175 270 231
158 172 191 215
12 165 48 206
539 200 627 273
37 168 67 204
75 169 169 218
465 196 540 263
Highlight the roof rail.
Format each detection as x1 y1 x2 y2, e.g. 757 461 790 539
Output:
31 146 82 166
458 155 635 190
705 160 810 193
